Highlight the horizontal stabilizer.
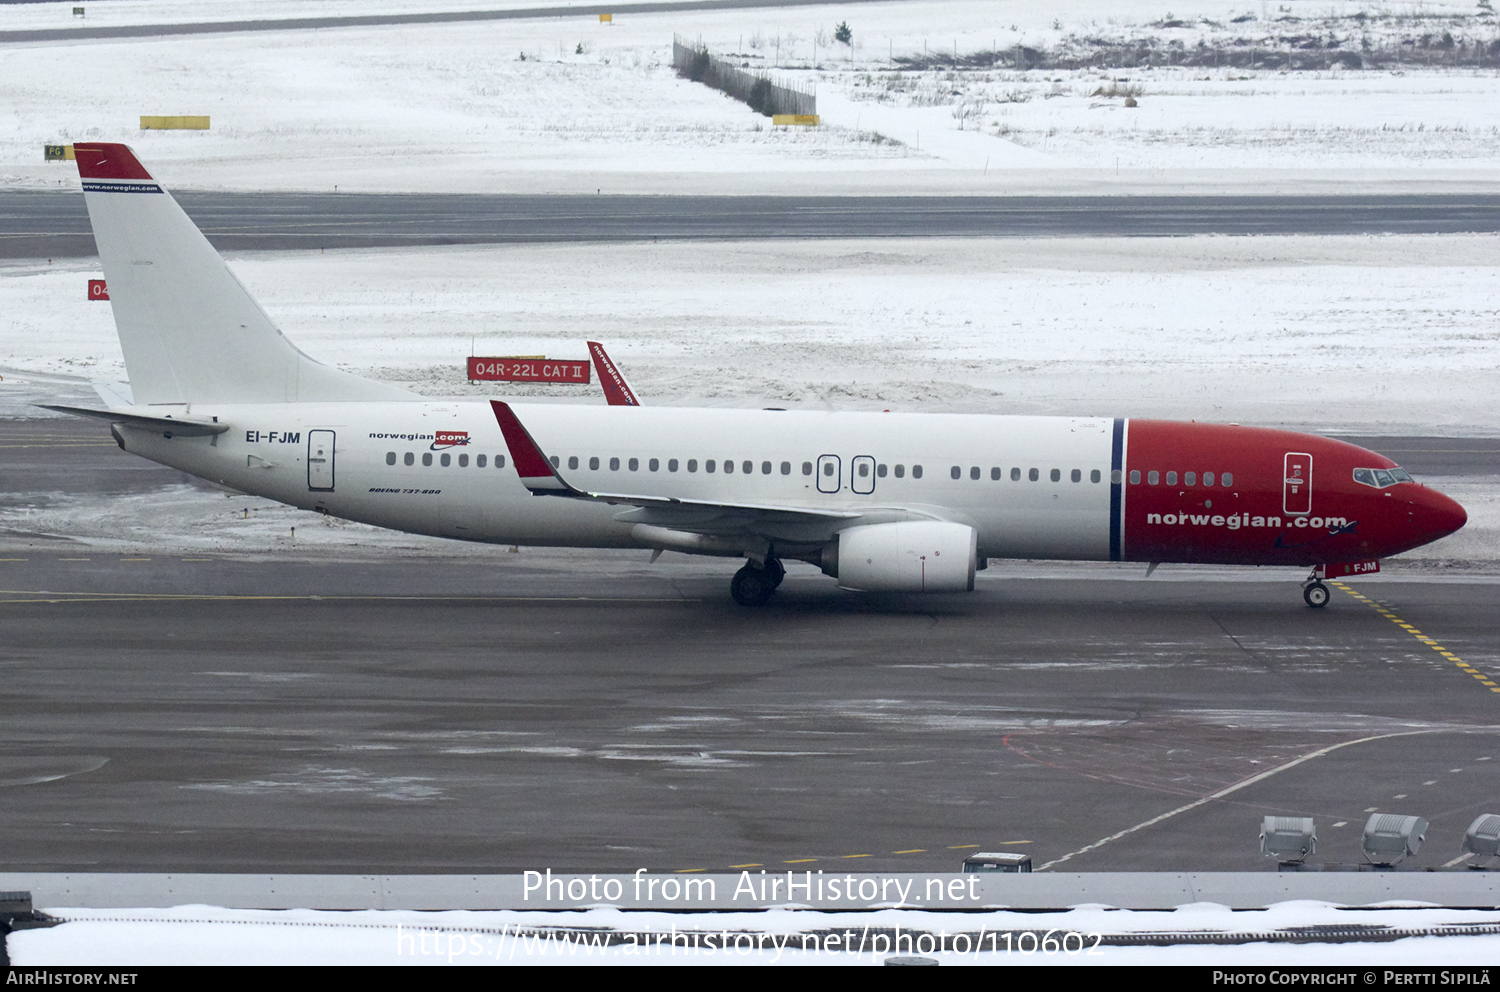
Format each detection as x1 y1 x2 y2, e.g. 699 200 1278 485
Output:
41 404 229 437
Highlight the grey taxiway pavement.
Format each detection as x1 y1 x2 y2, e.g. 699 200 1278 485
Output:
8 191 1500 258
2 419 1498 874
0 0 885 45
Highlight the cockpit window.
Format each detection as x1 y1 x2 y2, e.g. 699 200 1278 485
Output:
1354 466 1412 488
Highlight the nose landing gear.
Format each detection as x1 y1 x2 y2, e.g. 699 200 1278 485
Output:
1303 567 1330 608
730 556 784 606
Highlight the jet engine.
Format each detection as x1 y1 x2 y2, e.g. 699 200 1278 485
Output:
821 521 977 592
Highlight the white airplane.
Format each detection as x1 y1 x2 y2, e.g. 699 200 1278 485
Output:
50 143 1466 606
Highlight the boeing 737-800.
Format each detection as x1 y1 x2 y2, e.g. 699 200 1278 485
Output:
48 143 1467 606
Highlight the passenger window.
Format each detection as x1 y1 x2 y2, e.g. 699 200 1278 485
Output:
688 459 698 472
1166 471 1177 485
722 460 732 474
610 457 620 471
877 464 888 478
1129 470 1140 484
823 462 834 477
894 464 905 478
762 461 772 475
1028 468 1039 481
477 454 487 468
951 466 961 480
1091 469 1101 483
1148 470 1159 485
781 461 791 475
802 462 813 476
707 460 717 473
589 456 600 470
629 457 639 471
459 453 469 467
970 466 980 480
404 452 414 466
497 455 506 468
1203 472 1214 486
859 462 870 478
1010 467 1020 481
649 458 660 472
743 461 753 474
1050 468 1061 482
991 467 1001 480
549 455 559 468
669 459 679 472
386 451 396 465
913 465 923 479
568 456 579 470
1221 472 1232 487
423 453 433 467
1111 469 1122 484
440 453 451 467
1071 469 1081 483
1185 471 1196 486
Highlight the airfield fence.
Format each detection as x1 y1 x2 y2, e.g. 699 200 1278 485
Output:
672 36 815 118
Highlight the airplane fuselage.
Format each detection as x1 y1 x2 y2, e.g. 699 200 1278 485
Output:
113 401 1465 568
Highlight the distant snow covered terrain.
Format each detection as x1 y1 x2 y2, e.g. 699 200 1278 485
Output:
11 901 1500 966
3 0 1499 193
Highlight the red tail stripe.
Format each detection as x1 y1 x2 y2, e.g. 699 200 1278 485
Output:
73 143 154 181
588 341 640 406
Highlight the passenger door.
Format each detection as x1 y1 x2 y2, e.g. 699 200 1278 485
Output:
1283 452 1311 516
308 430 336 491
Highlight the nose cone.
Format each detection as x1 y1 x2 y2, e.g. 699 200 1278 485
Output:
1406 485 1467 547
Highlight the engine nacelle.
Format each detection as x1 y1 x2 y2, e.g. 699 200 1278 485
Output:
823 521 977 593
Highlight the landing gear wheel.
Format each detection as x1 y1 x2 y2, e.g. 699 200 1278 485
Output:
1303 581 1330 608
730 564 776 606
763 556 785 589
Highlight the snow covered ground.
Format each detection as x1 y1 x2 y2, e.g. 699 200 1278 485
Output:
7 235 1498 429
4 0 1499 194
11 901 1500 966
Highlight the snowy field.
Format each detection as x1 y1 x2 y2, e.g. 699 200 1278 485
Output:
11 902 1500 966
4 0 1500 194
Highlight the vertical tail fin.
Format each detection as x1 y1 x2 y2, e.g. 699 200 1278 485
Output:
587 341 641 406
75 143 410 405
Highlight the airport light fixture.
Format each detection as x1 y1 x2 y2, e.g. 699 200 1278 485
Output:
1462 813 1500 868
1361 813 1427 866
1260 816 1316 865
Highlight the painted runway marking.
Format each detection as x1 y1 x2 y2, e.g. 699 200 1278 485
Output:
672 843 1018 873
1331 580 1499 695
1036 730 1445 871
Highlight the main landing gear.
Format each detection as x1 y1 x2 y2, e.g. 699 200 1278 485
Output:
730 557 785 606
1303 568 1331 609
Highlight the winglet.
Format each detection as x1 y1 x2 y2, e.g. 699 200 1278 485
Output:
490 401 575 494
588 341 641 406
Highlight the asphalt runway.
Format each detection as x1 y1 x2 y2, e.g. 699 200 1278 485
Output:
2 418 1497 874
0 0 884 45
8 191 1500 258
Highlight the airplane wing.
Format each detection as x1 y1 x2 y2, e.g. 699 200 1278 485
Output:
490 401 879 534
587 341 641 406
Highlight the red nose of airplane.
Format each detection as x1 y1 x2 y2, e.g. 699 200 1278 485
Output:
1404 485 1467 547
